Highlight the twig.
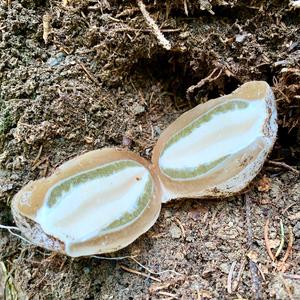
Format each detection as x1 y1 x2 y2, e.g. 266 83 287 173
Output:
1 262 17 300
33 145 43 165
137 0 171 50
264 218 275 261
232 259 246 292
157 291 178 298
130 257 183 276
186 67 223 101
42 13 51 44
113 26 181 33
245 194 262 300
281 226 294 264
77 61 99 85
174 217 186 239
92 255 137 261
280 275 295 300
183 0 188 16
5 0 12 7
120 264 161 282
227 261 237 294
283 274 300 280
256 264 266 281
267 160 299 174
275 220 285 258
282 203 297 215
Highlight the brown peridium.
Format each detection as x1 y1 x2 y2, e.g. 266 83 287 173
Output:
152 81 278 202
12 149 162 257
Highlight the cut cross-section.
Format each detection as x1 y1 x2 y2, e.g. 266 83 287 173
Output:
152 81 277 202
12 149 161 257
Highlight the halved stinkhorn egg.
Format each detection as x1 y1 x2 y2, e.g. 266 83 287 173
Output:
152 81 277 202
12 149 161 257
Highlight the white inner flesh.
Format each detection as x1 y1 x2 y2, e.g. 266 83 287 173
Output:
159 100 266 172
36 165 150 248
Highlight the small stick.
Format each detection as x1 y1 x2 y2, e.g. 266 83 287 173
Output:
245 194 262 300
186 67 223 101
120 265 161 282
267 160 299 174
174 217 186 238
130 257 183 276
281 226 294 264
264 218 275 261
232 259 246 292
282 203 297 215
113 27 181 33
281 275 295 300
227 261 237 294
157 291 178 298
283 274 300 280
256 264 266 281
183 0 188 16
33 145 43 166
92 255 137 261
275 220 285 258
42 13 51 44
77 61 99 85
137 0 171 50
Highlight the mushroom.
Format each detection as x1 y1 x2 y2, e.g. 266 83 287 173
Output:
152 81 277 202
12 149 162 257
11 81 277 256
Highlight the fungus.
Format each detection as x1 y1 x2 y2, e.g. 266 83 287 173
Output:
12 81 277 256
12 149 162 257
152 81 277 202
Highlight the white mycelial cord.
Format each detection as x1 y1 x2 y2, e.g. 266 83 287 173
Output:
0 224 32 244
92 255 183 276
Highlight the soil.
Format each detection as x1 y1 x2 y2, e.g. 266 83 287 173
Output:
0 0 299 299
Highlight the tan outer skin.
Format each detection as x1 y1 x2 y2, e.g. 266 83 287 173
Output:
12 149 162 257
152 81 278 202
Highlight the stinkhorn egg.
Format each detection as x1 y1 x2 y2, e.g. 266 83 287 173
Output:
12 149 162 257
12 81 277 257
152 81 277 202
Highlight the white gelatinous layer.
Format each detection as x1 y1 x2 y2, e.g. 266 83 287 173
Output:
159 99 266 174
36 162 151 251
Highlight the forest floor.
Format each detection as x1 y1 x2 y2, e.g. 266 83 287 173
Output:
0 0 299 299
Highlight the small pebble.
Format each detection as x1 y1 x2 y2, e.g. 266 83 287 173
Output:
169 223 181 239
47 52 65 67
164 210 172 219
132 103 145 115
122 136 132 147
235 33 250 43
153 126 161 137
219 262 230 274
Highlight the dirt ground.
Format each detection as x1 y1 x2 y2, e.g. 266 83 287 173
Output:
0 0 299 299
